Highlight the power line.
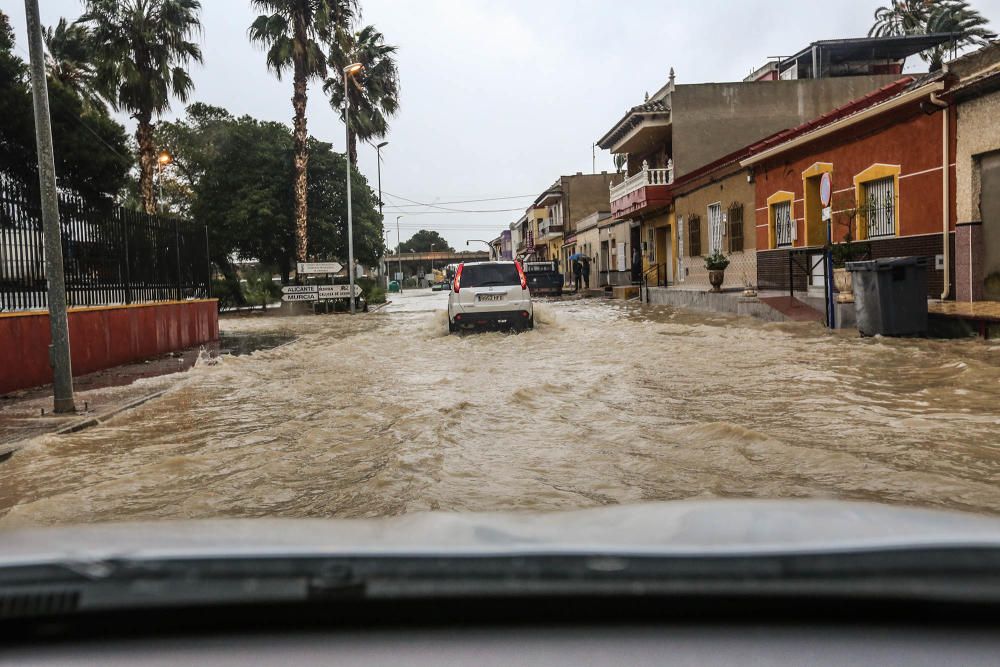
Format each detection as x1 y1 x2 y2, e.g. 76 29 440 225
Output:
381 191 527 213
383 193 537 207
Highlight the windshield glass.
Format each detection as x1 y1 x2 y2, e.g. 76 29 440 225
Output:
460 264 520 287
2 0 1000 577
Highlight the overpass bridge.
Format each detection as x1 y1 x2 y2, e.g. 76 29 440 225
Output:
384 250 490 278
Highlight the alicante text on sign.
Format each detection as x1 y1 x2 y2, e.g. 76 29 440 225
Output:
281 285 318 294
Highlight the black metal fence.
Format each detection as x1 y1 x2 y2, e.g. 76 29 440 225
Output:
0 172 210 312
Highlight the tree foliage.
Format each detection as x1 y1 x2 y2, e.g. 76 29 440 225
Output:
0 11 131 201
43 17 105 114
398 229 454 253
79 0 204 213
324 24 400 164
248 0 358 262
158 105 383 282
869 0 996 70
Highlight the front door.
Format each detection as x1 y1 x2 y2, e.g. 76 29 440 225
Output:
655 226 671 286
982 151 1000 300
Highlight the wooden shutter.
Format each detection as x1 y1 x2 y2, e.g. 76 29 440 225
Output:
689 213 701 257
728 203 744 252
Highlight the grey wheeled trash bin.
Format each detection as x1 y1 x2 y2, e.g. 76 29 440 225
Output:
846 257 928 336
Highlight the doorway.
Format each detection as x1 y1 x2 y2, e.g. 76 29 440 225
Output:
655 226 672 285
981 151 1000 300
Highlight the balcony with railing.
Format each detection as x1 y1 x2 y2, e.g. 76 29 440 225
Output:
610 160 674 219
538 219 564 240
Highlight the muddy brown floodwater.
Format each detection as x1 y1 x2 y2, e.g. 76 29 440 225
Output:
2 289 1000 528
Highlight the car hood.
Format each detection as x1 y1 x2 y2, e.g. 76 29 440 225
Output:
2 499 1000 565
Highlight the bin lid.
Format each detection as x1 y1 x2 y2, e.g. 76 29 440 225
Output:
845 256 926 271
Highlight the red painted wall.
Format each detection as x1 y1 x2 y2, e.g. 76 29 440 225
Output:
753 104 957 250
0 300 218 395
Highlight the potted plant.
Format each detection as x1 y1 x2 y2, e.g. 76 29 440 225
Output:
741 273 757 298
704 251 730 292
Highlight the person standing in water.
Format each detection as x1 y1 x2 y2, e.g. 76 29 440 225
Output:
573 258 583 292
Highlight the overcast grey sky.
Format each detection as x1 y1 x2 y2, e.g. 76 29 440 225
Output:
7 0 1000 249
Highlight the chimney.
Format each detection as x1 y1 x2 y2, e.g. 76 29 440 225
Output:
576 171 582 175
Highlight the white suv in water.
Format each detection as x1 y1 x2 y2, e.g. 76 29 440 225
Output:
447 261 533 332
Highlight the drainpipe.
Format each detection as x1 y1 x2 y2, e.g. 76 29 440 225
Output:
928 91 950 300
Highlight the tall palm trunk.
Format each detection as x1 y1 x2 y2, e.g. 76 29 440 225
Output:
136 118 156 214
292 69 309 263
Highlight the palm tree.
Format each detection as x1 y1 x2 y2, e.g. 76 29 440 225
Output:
249 0 357 263
43 18 104 113
324 25 400 165
869 0 996 71
80 0 203 214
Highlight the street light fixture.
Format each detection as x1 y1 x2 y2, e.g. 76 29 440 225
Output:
467 239 494 260
157 149 173 214
344 62 364 314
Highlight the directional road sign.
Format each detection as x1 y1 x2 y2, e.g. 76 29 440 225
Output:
297 261 343 274
317 284 362 299
281 285 318 294
281 292 318 302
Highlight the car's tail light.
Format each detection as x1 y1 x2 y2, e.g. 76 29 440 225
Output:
515 261 527 290
454 263 464 292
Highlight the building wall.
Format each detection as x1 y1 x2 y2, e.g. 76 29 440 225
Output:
955 88 1000 299
752 104 956 252
0 300 219 395
956 90 1000 222
674 169 757 289
562 173 620 232
671 75 901 177
597 221 632 285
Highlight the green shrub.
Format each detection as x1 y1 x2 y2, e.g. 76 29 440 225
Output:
212 278 241 311
704 251 730 271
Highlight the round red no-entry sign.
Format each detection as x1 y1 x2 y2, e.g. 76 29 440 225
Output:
819 172 833 207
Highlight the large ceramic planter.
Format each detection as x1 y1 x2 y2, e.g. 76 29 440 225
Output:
833 267 854 303
708 269 725 292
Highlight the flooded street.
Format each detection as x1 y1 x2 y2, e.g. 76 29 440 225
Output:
2 290 1000 528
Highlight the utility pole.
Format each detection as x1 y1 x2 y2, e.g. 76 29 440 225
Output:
396 215 404 293
24 0 75 414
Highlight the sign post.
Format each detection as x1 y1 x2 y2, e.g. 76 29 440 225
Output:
819 172 835 329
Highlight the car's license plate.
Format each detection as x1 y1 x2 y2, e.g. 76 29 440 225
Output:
477 294 503 301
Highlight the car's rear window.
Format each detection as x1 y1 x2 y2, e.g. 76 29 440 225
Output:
460 264 520 287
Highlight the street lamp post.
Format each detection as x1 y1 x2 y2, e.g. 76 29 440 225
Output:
344 62 364 314
396 215 404 293
375 141 388 289
157 149 173 214
467 239 494 260
375 141 388 218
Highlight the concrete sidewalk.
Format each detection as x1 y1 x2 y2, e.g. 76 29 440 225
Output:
0 346 207 459
0 329 297 459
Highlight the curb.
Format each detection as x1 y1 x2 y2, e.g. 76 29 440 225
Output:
56 389 167 436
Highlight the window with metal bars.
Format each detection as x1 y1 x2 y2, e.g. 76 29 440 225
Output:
773 200 793 247
864 176 895 238
728 203 744 252
688 213 701 257
707 203 723 254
